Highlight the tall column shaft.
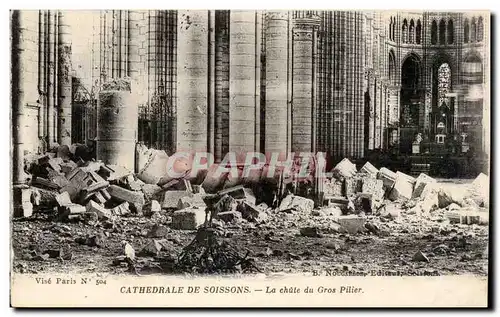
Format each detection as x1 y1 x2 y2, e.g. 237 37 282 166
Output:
265 11 289 156
229 10 258 155
127 11 141 81
291 15 319 153
208 11 216 155
176 10 209 152
368 74 375 150
57 11 72 146
214 10 229 162
46 10 55 147
11 10 28 185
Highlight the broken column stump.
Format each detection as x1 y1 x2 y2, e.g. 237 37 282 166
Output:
96 78 138 172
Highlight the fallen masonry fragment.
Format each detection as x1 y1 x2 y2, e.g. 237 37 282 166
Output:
108 185 145 213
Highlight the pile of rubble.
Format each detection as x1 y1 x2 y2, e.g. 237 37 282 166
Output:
318 158 490 235
16 144 489 274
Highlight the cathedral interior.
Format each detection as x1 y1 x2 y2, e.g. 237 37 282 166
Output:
11 10 489 186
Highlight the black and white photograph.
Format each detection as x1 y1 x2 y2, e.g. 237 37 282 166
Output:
9 9 491 307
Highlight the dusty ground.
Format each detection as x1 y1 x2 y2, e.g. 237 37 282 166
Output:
11 181 489 277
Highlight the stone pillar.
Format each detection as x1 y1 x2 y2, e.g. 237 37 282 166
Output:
176 10 209 152
368 71 375 150
265 11 289 157
208 11 216 155
11 10 34 217
97 79 138 171
424 87 432 135
291 13 320 153
127 11 141 81
229 10 258 157
46 10 56 148
214 10 229 162
11 10 29 186
57 11 72 146
375 79 382 149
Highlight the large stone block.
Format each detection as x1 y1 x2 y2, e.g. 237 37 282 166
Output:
378 167 397 190
171 207 206 230
336 215 367 234
388 172 415 201
332 158 357 178
360 161 379 178
108 184 145 213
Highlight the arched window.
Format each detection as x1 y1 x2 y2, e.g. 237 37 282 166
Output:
464 18 469 43
438 63 451 107
416 19 422 44
471 17 477 43
409 19 415 43
402 19 408 43
447 19 454 44
439 19 446 45
477 17 484 42
431 20 438 44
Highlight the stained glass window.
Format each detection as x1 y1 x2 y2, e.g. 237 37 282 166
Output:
438 63 451 107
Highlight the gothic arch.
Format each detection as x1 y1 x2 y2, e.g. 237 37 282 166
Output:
431 52 455 108
463 50 482 63
401 53 422 88
463 50 483 83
